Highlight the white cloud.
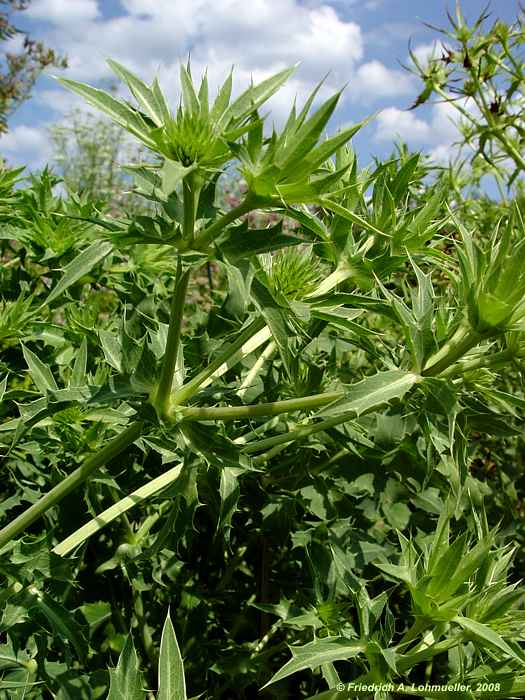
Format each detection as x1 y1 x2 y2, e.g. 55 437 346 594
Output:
374 107 431 143
9 0 365 170
35 89 86 114
30 0 363 96
374 99 469 163
365 21 419 49
25 0 100 23
350 61 414 102
14 0 466 169
0 125 53 168
428 143 456 163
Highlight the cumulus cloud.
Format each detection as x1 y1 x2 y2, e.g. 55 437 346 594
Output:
32 0 363 91
374 100 467 162
25 0 100 23
0 125 53 168
350 61 415 102
374 107 431 143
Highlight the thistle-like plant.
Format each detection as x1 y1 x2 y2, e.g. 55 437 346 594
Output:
1 52 525 699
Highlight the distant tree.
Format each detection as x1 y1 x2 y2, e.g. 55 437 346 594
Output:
49 108 149 213
0 0 67 133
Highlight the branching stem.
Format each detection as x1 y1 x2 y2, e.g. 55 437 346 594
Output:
0 421 144 551
155 258 191 418
176 391 343 422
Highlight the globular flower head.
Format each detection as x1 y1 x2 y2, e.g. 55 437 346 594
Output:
58 60 297 178
457 207 525 334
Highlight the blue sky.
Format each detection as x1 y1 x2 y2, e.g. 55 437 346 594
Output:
1 0 520 171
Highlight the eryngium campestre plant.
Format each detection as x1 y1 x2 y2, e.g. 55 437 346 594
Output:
1 47 525 699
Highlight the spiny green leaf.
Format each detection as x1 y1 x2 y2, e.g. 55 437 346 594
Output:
22 345 58 393
426 533 468 600
160 160 196 195
152 77 172 124
198 70 209 116
319 198 389 239
226 65 297 124
302 121 366 174
211 70 233 123
46 240 113 305
107 59 164 126
454 615 521 660
157 611 186 700
263 637 366 688
28 590 88 662
295 76 327 130
70 337 88 388
319 369 420 418
56 78 156 147
179 64 200 115
220 222 304 261
99 330 122 373
251 277 294 378
107 635 146 700
217 466 240 540
277 91 342 172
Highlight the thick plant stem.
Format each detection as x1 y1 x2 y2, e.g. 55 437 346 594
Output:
440 348 514 378
182 177 196 242
177 391 343 422
155 258 191 418
422 324 482 377
0 421 143 551
194 195 258 251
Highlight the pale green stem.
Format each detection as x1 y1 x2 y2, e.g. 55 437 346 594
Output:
0 421 144 551
132 501 170 544
172 253 357 408
251 620 283 655
309 447 348 475
237 340 276 400
233 416 280 446
422 323 482 377
170 317 266 405
440 348 514 378
194 194 258 251
182 176 196 242
244 410 361 462
53 462 182 557
247 387 413 464
177 391 343 422
134 589 156 669
155 259 191 418
396 636 463 674
303 264 352 300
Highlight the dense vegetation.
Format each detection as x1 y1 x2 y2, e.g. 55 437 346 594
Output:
1 5 525 699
